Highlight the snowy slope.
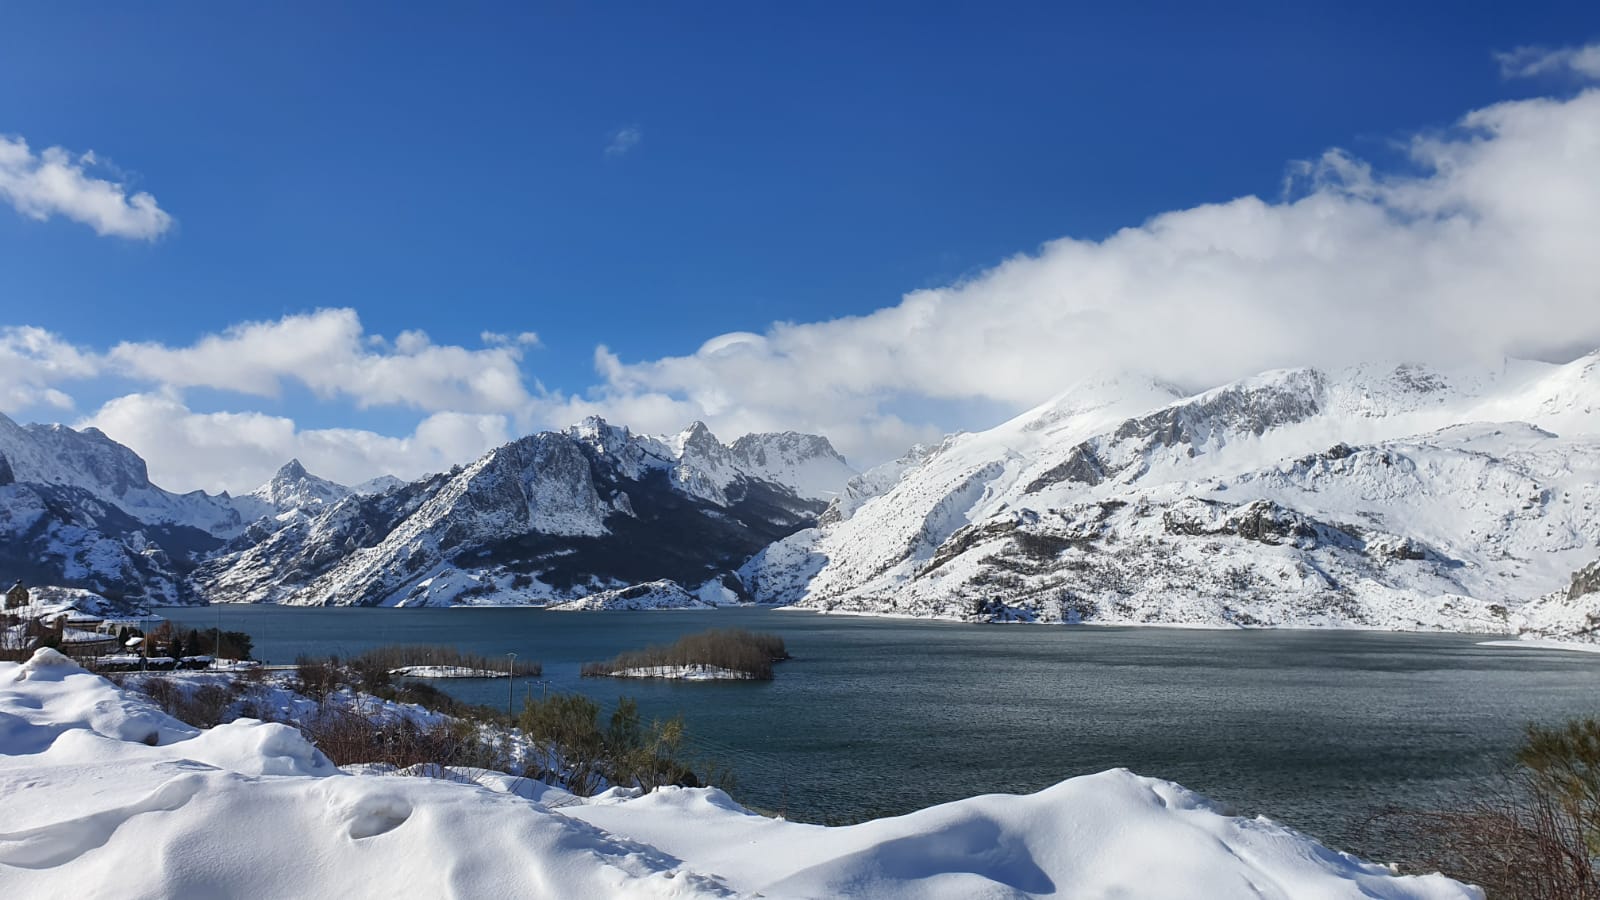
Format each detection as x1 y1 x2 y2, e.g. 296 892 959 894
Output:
745 354 1600 632
0 476 209 606
0 649 1476 899
1517 557 1600 641
352 474 406 496
193 419 830 607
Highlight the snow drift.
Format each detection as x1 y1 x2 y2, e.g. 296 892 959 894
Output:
0 650 1476 898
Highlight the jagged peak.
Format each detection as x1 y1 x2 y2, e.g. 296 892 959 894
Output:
675 420 725 455
567 415 633 447
276 458 310 479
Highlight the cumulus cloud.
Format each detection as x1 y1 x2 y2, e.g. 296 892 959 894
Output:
557 85 1600 465
1496 41 1600 80
82 391 512 494
0 136 173 239
605 126 642 158
0 326 98 411
107 308 536 415
11 70 1600 487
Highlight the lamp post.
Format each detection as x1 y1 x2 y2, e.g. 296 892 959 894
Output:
506 652 517 725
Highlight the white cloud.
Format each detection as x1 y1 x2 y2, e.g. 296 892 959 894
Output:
107 309 536 415
0 136 173 239
605 126 642 158
1496 41 1600 80
557 86 1600 466
82 391 512 494
0 326 98 411
12 75 1600 486
481 330 542 348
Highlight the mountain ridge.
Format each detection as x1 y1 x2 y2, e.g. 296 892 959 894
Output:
741 353 1600 636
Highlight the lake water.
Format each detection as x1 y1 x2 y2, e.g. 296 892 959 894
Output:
160 605 1600 851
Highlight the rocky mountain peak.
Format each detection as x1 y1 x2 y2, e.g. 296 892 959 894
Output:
675 421 729 460
245 458 350 515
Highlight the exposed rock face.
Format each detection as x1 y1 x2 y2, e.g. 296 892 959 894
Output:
1515 558 1600 641
1571 560 1600 601
742 355 1600 632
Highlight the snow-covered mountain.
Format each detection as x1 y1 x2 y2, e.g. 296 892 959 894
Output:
0 464 205 605
0 415 250 605
192 418 850 606
352 474 406 496
742 353 1600 633
0 413 249 537
1518 557 1600 641
232 459 353 523
0 410 850 609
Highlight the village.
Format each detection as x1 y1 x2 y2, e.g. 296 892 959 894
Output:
0 579 254 672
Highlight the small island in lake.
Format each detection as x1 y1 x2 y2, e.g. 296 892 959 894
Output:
582 628 790 681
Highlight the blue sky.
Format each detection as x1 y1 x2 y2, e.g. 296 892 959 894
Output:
2 3 1599 491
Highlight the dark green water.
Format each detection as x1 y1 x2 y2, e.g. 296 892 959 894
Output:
160 605 1600 850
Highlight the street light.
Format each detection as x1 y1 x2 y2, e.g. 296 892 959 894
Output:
506 652 517 725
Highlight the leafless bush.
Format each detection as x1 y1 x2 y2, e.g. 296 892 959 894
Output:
299 709 509 771
293 655 343 703
135 676 242 729
1366 719 1600 899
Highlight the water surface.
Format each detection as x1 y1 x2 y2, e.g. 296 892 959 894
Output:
161 605 1600 850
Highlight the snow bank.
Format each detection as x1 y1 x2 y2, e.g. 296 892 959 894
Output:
1479 636 1600 654
389 665 506 678
605 665 758 681
0 650 1479 899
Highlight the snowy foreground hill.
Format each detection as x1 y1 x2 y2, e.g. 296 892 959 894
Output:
743 354 1600 635
0 650 1475 899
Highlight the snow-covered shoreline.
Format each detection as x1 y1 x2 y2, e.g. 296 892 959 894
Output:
598 664 759 681
1477 637 1600 654
0 648 1478 899
774 602 1529 635
389 665 510 678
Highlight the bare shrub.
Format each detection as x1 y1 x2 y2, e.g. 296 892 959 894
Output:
133 676 241 729
300 709 508 771
293 655 343 703
1368 718 1600 899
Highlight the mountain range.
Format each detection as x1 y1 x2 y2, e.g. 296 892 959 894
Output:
743 353 1600 638
2 352 1597 637
0 413 853 609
